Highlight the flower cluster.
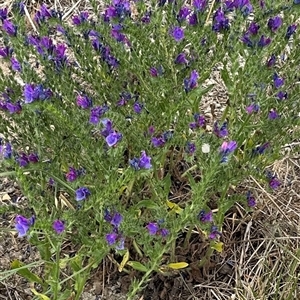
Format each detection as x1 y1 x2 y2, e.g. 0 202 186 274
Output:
104 210 125 250
146 221 169 238
16 152 39 167
129 151 152 170
15 215 35 237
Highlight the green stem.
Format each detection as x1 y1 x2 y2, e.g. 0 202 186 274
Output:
183 226 193 249
199 242 214 268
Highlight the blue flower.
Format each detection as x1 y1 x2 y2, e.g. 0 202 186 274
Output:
212 8 229 32
75 187 91 201
130 151 152 170
52 220 65 234
267 16 282 32
15 215 35 237
170 26 184 42
106 131 122 147
2 20 17 36
184 70 199 92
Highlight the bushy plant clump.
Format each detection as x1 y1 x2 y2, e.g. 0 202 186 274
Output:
0 0 299 298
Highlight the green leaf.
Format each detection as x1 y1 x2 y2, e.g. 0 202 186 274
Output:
127 261 148 272
11 260 44 285
135 200 159 209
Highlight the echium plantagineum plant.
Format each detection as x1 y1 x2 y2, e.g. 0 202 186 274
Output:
0 0 299 298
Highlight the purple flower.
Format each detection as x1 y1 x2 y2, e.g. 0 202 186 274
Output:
151 136 165 147
66 167 78 182
220 141 237 159
0 7 8 21
160 228 169 237
2 20 17 36
149 66 163 77
141 11 151 23
209 225 221 240
11 57 21 72
130 151 152 170
16 152 29 167
23 84 52 103
268 108 279 120
268 16 282 32
15 215 35 237
72 11 89 25
106 233 118 245
248 22 260 35
6 101 22 114
177 6 191 22
52 220 65 234
246 191 256 207
190 114 206 129
193 0 207 11
212 8 229 32
213 121 228 138
75 187 91 201
286 24 297 39
246 103 260 114
111 213 123 227
269 177 280 190
273 73 284 89
170 26 184 42
185 142 196 155
198 210 213 222
106 131 122 147
28 153 39 163
76 94 93 109
0 46 13 58
146 222 159 235
133 101 143 114
276 91 288 100
89 105 109 124
175 52 188 64
240 33 253 47
258 35 271 47
0 142 12 159
252 142 270 156
184 70 199 92
266 54 276 68
101 118 113 137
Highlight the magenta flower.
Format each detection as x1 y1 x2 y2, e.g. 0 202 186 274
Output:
66 167 78 182
52 220 65 234
76 94 92 109
220 141 237 154
15 215 35 237
245 103 260 114
170 26 184 42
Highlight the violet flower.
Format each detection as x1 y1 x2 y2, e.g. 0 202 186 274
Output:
2 20 17 36
193 0 207 11
76 94 93 109
248 22 260 35
15 215 35 237
198 210 213 222
212 8 229 32
184 70 199 92
209 225 221 239
267 16 282 32
130 151 152 170
185 142 196 155
175 52 188 65
0 46 13 58
286 24 297 39
0 142 12 159
268 109 279 120
273 73 284 89
75 187 91 201
52 220 65 234
246 191 256 207
106 131 122 147
266 54 276 68
257 35 271 47
11 57 21 72
213 121 228 137
245 103 260 114
170 26 184 42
